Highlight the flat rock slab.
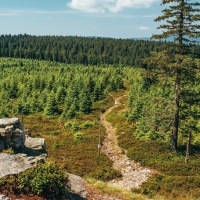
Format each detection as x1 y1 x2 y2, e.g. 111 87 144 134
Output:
0 118 19 127
0 153 46 179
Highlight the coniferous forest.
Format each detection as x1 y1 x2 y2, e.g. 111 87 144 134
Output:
0 1 200 199
0 34 165 67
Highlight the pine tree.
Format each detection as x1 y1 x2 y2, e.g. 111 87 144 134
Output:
79 90 92 114
148 0 200 151
44 93 59 117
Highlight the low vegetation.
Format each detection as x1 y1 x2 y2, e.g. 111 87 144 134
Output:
0 163 67 199
106 89 200 200
86 178 149 200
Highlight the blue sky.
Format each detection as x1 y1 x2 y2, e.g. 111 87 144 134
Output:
0 0 165 38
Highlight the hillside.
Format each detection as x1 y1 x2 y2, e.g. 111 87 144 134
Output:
0 56 199 199
0 34 164 67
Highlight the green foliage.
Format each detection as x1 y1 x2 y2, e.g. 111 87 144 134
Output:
17 164 67 198
149 0 200 151
0 58 126 119
92 167 121 181
0 164 67 199
80 120 96 129
126 59 200 146
64 120 96 131
0 34 165 67
73 132 85 142
126 68 173 142
138 175 200 199
64 121 80 131
44 93 59 117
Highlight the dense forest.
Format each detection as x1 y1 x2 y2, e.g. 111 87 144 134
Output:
0 58 125 119
0 34 164 67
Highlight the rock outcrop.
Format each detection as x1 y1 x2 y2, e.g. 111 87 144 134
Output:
0 118 48 178
0 153 47 179
0 118 48 199
0 118 25 151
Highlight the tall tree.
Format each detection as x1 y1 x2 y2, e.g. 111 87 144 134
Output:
148 0 200 151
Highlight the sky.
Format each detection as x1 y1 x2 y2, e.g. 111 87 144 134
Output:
0 0 165 39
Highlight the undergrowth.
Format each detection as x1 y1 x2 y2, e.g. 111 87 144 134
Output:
0 163 67 199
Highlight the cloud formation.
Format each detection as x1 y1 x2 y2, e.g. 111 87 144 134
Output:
0 10 23 16
139 26 149 30
67 0 159 13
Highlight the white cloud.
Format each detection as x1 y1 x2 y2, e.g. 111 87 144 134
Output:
0 9 75 17
67 0 159 13
139 26 149 30
0 10 23 16
68 0 105 13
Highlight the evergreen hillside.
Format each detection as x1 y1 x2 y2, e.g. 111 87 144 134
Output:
0 34 163 67
0 35 199 68
0 57 199 199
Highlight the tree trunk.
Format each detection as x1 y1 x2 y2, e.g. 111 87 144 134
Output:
171 71 180 151
185 132 192 164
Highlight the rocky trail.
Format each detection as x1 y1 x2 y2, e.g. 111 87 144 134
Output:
69 92 153 200
100 93 152 189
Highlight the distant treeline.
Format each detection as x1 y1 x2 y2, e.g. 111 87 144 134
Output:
0 34 165 67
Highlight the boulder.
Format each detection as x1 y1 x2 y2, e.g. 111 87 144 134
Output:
0 118 25 150
25 135 46 153
66 173 87 199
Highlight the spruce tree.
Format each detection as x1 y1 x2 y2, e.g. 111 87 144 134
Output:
44 93 59 117
148 0 200 151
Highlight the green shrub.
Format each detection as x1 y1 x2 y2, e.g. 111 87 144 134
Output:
74 132 85 142
64 121 80 131
137 174 163 198
139 175 200 198
80 120 96 129
90 167 121 181
17 164 67 198
65 120 96 131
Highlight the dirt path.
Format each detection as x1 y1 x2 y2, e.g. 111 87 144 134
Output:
100 93 152 189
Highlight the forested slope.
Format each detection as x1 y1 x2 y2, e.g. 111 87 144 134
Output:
0 58 125 118
0 34 164 67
